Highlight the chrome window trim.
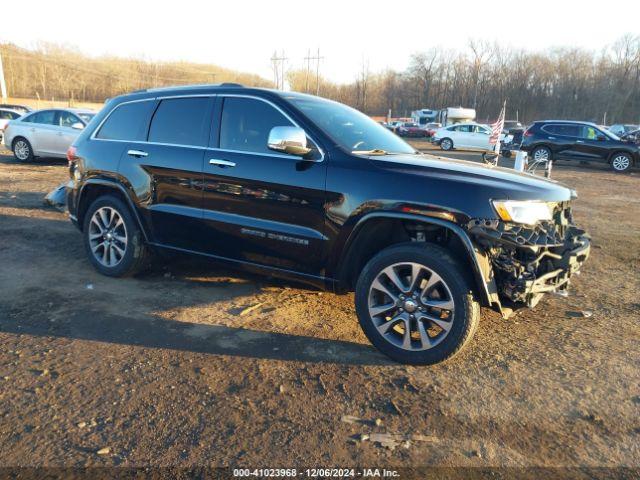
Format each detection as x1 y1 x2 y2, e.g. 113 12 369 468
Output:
206 147 308 161
90 92 325 162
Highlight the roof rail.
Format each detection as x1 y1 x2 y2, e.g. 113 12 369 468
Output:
137 83 244 93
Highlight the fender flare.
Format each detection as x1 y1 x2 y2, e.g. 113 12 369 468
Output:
77 179 149 241
337 212 498 308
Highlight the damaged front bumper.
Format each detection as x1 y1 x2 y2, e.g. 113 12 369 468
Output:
467 205 590 309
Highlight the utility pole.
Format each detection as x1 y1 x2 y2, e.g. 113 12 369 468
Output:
0 51 8 101
306 48 323 95
304 49 312 93
270 50 288 90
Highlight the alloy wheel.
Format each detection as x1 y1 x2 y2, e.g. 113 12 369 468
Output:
88 207 128 267
533 148 550 161
14 140 30 160
367 262 455 351
441 139 452 150
612 154 630 171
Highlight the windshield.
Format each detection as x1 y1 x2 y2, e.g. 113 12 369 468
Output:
77 112 96 124
601 128 620 141
287 96 416 155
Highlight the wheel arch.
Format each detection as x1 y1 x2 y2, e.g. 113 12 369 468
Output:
530 143 554 158
607 149 636 165
76 179 148 241
334 212 497 308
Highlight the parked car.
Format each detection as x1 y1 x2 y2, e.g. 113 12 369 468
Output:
424 122 442 137
65 84 590 365
432 122 498 151
397 122 427 137
608 123 639 137
502 120 523 134
386 121 404 133
620 128 640 145
0 108 23 143
0 103 32 115
3 108 96 161
520 120 639 172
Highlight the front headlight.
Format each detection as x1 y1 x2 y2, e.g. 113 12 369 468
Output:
492 200 554 225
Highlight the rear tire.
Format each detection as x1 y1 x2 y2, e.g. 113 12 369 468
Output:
531 145 552 163
82 195 150 277
355 243 480 365
610 152 632 173
12 137 34 162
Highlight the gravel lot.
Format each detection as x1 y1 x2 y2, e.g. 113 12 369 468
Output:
0 143 638 476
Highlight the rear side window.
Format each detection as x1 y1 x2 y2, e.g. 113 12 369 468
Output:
542 124 579 137
0 110 20 120
148 97 210 147
220 97 293 154
96 101 155 141
26 110 56 125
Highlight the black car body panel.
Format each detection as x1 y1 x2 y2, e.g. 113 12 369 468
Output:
67 85 590 315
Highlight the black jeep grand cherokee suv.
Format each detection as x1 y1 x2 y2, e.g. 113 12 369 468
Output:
66 84 590 365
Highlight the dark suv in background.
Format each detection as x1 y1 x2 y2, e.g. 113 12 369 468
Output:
66 84 590 365
521 120 639 172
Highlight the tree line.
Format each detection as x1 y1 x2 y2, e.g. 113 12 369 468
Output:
2 36 640 124
0 42 272 104
288 35 640 124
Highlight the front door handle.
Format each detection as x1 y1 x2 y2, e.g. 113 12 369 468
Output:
548 136 556 140
575 140 584 144
209 159 236 168
127 149 148 158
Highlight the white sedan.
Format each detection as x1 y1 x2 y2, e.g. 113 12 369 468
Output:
3 108 96 161
432 122 510 151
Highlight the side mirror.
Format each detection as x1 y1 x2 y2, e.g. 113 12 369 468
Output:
71 122 84 130
596 134 606 141
268 126 311 157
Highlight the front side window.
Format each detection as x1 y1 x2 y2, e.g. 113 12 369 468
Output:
96 100 156 141
148 97 210 147
58 111 82 128
579 126 599 140
220 97 294 154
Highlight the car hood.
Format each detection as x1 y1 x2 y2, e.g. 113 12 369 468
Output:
369 153 574 202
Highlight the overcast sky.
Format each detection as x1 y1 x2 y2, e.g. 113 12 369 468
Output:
2 0 639 84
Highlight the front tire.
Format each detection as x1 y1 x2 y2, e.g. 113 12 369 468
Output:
13 137 34 162
440 138 453 151
355 244 480 365
82 195 149 277
610 152 632 173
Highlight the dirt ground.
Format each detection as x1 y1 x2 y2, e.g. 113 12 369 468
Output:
0 143 638 477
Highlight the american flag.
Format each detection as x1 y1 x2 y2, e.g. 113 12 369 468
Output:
489 101 506 149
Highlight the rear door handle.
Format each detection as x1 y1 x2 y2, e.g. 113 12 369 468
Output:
575 140 584 144
209 159 236 168
548 136 556 140
127 149 148 157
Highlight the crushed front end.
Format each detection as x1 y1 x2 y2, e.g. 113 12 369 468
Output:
467 202 590 309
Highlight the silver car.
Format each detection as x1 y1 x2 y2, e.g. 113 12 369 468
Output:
3 108 96 161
